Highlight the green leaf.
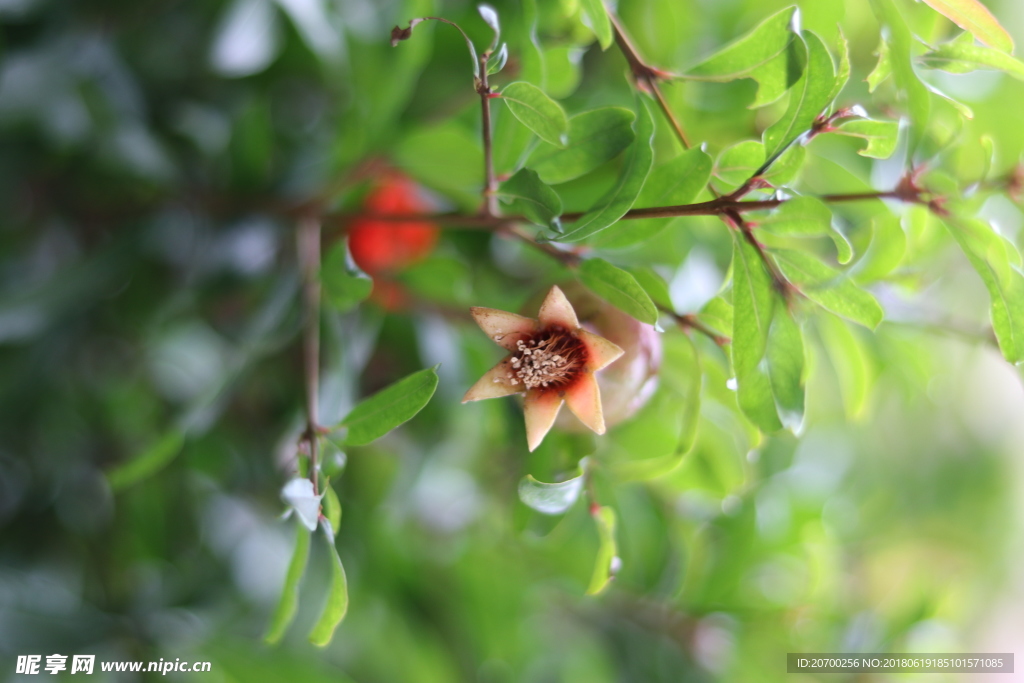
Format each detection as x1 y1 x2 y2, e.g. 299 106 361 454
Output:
921 33 1024 81
832 118 900 159
918 0 1013 53
731 236 782 432
758 196 852 264
826 29 851 105
264 524 311 645
683 7 801 108
816 313 871 419
716 140 766 185
586 506 619 595
869 0 931 155
942 218 1024 363
107 430 185 492
578 258 659 324
853 214 906 284
517 469 584 514
554 99 654 242
628 266 674 311
762 30 837 164
322 483 342 536
867 38 891 93
500 82 569 147
580 0 613 50
496 168 562 229
766 308 805 432
322 244 372 312
592 146 712 248
775 250 884 329
528 107 636 185
395 124 483 209
308 523 349 647
338 366 439 446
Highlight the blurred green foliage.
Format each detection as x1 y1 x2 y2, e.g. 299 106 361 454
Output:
1 0 1024 681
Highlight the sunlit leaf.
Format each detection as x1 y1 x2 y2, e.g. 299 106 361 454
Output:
832 118 899 159
107 430 185 492
762 31 837 164
816 313 872 419
528 108 635 184
683 7 801 108
869 0 931 155
308 523 349 647
338 366 440 446
500 82 568 147
853 214 906 284
580 0 613 50
921 32 1024 81
766 307 805 432
758 196 853 264
586 506 619 595
918 0 1013 53
517 470 584 514
264 524 311 645
867 38 891 92
775 250 884 329
628 266 674 311
322 482 341 536
942 217 1024 363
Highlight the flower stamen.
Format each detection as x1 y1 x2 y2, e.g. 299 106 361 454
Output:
505 333 584 389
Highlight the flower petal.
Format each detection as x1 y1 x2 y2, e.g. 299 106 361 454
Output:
577 328 625 371
462 356 524 402
538 285 579 330
564 372 606 435
523 389 564 451
470 307 538 351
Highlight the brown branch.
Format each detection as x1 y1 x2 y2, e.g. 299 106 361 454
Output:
478 55 499 217
297 216 322 495
608 12 691 150
669 311 730 347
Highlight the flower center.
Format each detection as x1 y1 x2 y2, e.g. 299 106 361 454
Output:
506 330 585 389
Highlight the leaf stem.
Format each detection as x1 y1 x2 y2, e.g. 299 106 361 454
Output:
479 53 499 218
297 216 322 496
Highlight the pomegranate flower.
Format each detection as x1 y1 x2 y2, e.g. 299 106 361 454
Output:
462 286 625 451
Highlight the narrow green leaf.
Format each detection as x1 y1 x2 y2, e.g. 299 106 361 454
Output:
816 314 871 419
500 82 569 147
762 31 837 163
264 524 312 645
528 107 636 185
919 0 1013 53
586 506 619 595
826 29 851 105
832 119 899 159
579 258 659 324
775 250 884 329
869 0 931 155
867 38 891 92
322 483 341 536
853 214 906 284
338 366 439 446
942 218 1024 363
921 33 1024 81
107 430 185 492
758 196 852 264
766 308 805 432
322 244 372 312
308 523 349 647
731 236 782 432
496 168 562 229
580 0 613 50
517 470 584 515
555 100 654 242
683 7 801 108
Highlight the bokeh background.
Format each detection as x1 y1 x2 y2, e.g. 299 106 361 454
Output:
1 0 1024 681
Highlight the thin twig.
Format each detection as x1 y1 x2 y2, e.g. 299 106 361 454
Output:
297 216 322 495
478 54 499 217
669 311 730 347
